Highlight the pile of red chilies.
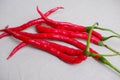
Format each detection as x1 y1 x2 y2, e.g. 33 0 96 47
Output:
0 6 120 73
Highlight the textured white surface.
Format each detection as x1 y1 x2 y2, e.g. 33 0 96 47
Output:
0 0 120 80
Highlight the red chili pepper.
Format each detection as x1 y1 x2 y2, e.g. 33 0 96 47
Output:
4 27 85 64
10 29 101 60
35 25 103 45
7 42 27 60
0 6 63 39
7 40 84 60
36 6 103 40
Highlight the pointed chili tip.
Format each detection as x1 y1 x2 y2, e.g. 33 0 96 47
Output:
0 25 9 32
6 56 11 60
57 6 64 9
36 6 43 17
36 5 39 12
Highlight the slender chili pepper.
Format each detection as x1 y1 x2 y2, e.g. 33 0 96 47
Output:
36 6 120 40
4 27 86 64
7 40 84 60
7 28 103 60
18 25 120 55
1 26 99 59
0 32 9 39
7 42 27 60
3 26 118 71
35 24 120 55
35 25 103 45
2 26 120 72
0 6 63 39
11 7 64 31
8 30 117 57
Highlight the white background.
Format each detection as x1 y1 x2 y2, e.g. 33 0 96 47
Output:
0 0 120 80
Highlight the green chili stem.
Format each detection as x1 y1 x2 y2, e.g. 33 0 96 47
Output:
88 52 118 57
85 23 120 74
85 23 97 53
105 60 120 73
102 35 120 41
94 26 120 38
103 44 120 55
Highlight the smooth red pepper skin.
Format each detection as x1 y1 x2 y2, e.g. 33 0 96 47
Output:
36 6 103 40
7 40 84 60
7 42 27 60
13 30 101 60
0 32 9 39
47 41 84 56
35 25 102 45
4 28 86 64
11 7 63 31
0 7 63 38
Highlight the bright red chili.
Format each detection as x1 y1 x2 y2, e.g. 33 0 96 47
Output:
4 27 86 64
36 6 103 40
35 25 103 46
0 6 63 39
8 28 102 60
7 40 84 60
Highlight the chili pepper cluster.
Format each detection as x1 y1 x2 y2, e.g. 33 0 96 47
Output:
0 6 120 73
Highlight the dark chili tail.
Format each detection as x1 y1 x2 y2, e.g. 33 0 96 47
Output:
0 26 9 39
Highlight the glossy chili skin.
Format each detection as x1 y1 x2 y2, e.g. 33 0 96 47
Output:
7 39 84 60
47 41 84 56
14 30 102 60
35 25 103 45
4 28 86 64
0 7 63 38
36 6 103 40
7 42 27 60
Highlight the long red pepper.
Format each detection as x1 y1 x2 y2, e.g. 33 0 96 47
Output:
0 6 63 39
35 8 120 55
4 27 85 64
37 6 120 40
9 29 101 60
1 26 120 73
0 6 119 73
7 41 85 60
4 27 120 73
7 42 27 60
36 6 103 40
35 25 103 45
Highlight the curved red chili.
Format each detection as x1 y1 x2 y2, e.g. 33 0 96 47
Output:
4 28 86 64
0 6 63 39
7 42 27 60
36 6 103 40
11 6 63 31
7 40 84 60
35 25 103 45
11 29 101 60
